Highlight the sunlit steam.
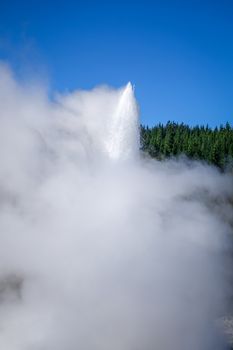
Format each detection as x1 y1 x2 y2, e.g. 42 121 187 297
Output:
0 64 232 350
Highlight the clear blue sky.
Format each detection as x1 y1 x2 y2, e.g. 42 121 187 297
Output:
0 0 233 127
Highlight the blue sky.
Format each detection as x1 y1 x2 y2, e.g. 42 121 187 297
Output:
0 0 233 127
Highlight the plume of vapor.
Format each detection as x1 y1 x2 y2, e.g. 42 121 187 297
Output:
0 63 232 350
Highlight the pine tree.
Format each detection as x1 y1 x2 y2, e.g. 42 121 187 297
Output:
140 121 233 169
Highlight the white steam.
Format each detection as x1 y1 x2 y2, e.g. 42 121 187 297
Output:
0 63 232 350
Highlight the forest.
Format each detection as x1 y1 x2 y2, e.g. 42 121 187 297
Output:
140 122 233 170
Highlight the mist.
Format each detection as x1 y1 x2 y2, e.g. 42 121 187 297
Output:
0 63 232 350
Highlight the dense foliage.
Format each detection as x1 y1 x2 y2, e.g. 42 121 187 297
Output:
140 122 233 170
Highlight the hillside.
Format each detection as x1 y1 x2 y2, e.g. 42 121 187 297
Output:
141 122 233 170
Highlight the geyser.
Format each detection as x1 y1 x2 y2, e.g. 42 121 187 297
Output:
0 63 232 350
105 81 139 160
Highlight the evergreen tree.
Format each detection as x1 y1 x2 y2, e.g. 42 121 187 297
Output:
140 121 233 170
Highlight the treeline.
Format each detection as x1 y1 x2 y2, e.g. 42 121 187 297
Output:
140 121 233 170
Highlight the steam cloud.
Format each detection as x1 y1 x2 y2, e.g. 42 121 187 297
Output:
0 63 232 350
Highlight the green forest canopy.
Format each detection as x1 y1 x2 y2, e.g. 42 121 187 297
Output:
140 122 233 170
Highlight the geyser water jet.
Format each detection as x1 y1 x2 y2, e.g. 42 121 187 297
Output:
105 81 139 160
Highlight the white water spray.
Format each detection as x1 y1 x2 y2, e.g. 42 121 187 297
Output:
105 82 139 160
